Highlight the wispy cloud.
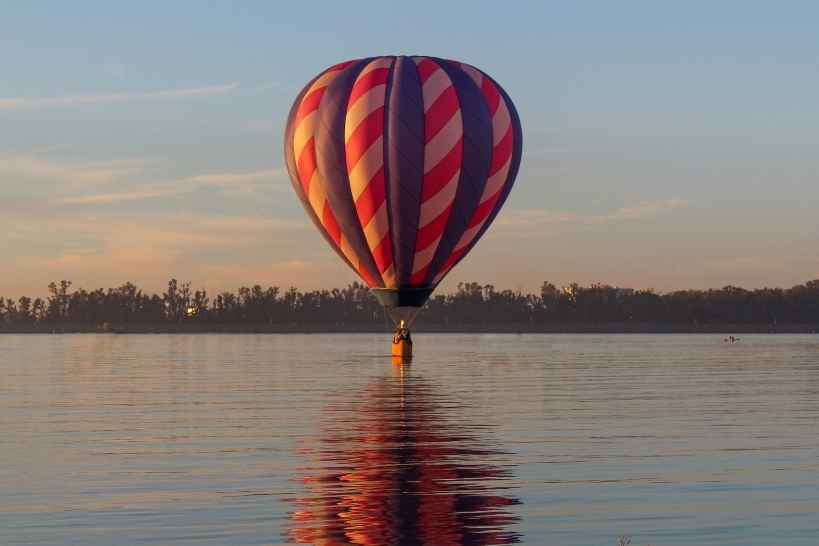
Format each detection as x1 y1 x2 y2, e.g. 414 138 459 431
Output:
0 153 283 206
500 199 688 227
57 169 287 205
183 169 286 189
2 209 307 266
0 154 146 186
61 189 179 205
0 83 239 111
2 151 283 192
610 199 688 220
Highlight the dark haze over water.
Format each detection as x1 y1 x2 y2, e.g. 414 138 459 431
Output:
1 334 818 545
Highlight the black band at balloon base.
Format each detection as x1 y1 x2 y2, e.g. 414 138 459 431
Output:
372 287 434 308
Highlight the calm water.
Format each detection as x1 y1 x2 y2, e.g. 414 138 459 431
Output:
1 334 818 546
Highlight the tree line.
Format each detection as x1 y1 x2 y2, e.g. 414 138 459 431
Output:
1 279 818 331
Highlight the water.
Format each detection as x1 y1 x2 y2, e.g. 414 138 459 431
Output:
1 334 818 546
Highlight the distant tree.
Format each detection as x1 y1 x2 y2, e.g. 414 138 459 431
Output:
17 296 33 323
163 279 184 322
191 289 209 319
3 298 18 323
46 280 72 321
2 278 819 331
32 298 46 322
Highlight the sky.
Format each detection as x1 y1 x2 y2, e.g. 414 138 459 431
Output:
2 1 818 297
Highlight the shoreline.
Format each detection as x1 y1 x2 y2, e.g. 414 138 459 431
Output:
1 323 817 334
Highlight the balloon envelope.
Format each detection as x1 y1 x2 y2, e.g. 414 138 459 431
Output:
284 56 522 308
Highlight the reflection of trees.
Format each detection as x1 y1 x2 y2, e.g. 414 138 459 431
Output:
2 278 819 328
286 367 521 546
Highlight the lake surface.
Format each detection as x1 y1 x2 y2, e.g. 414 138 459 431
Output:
1 334 818 546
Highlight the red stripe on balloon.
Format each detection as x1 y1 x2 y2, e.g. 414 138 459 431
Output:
348 67 390 106
296 139 317 193
415 204 453 251
328 59 356 72
424 87 459 143
420 138 463 201
467 191 501 229
409 266 430 286
488 125 513 177
371 232 394 274
357 263 378 287
344 107 385 171
321 204 342 246
294 88 326 126
354 167 386 226
415 58 439 84
481 77 501 115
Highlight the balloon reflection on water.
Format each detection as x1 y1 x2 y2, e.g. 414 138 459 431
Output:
286 364 521 545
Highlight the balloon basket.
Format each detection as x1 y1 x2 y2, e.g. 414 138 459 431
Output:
391 337 413 360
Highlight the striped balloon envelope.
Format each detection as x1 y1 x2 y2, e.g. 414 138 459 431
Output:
284 56 522 314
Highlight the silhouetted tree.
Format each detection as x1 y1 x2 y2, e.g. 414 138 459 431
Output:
2 278 819 331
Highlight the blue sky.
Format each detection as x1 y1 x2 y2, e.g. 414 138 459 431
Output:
1 1 817 296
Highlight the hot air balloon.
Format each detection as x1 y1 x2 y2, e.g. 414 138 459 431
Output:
284 56 523 352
